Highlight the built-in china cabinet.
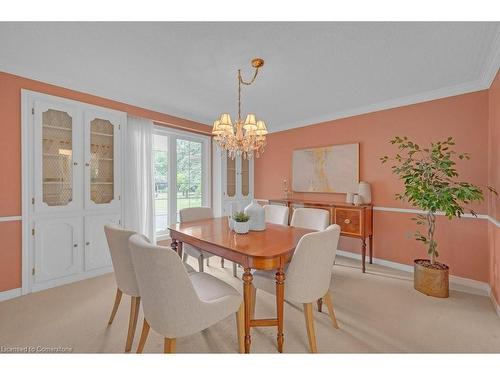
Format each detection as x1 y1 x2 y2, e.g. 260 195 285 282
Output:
212 143 254 217
22 90 126 293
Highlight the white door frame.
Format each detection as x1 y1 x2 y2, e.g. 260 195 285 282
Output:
153 125 211 239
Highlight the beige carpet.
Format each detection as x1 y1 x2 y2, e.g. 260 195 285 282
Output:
1 256 500 353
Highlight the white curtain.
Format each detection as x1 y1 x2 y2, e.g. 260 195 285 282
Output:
123 116 155 242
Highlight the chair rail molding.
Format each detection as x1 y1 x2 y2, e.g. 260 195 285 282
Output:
0 216 22 222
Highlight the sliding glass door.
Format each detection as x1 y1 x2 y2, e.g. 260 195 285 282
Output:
153 127 210 237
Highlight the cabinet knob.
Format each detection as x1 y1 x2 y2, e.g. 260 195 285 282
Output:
73 162 78 166
86 242 90 246
73 244 78 248
344 219 351 224
85 163 90 167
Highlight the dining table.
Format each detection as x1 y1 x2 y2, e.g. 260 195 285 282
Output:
167 216 312 353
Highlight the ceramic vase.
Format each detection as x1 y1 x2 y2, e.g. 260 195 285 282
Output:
358 181 372 204
346 192 354 204
353 194 362 206
244 200 266 231
233 221 249 234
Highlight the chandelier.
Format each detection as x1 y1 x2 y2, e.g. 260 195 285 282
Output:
212 58 268 160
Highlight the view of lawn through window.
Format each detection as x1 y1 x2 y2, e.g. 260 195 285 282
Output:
153 133 204 234
153 134 169 233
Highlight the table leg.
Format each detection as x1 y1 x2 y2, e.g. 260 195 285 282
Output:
177 241 183 258
171 239 178 254
275 267 285 353
361 238 366 273
369 235 373 264
242 268 253 353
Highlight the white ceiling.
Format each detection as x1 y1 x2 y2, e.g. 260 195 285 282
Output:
1 22 499 132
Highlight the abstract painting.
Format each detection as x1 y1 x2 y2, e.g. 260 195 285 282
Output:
292 143 359 193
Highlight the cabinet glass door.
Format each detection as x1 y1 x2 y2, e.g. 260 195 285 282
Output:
241 157 250 198
34 101 81 213
84 110 121 210
226 155 236 198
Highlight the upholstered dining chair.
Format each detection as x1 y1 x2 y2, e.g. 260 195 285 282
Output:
104 224 195 352
290 207 330 231
264 204 290 225
289 207 331 312
179 207 226 272
252 224 341 353
128 234 245 353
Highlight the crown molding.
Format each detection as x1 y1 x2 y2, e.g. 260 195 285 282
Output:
479 26 500 89
270 26 500 134
269 79 485 133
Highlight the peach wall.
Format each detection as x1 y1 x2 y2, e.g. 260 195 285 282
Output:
0 71 211 292
488 70 500 304
255 90 491 282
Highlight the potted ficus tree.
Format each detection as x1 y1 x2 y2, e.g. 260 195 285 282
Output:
381 136 496 298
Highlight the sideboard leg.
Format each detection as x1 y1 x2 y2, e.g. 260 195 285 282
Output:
361 239 366 273
369 235 373 264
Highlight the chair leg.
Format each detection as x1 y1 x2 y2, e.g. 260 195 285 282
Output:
136 319 150 353
108 288 122 325
164 338 176 353
221 257 225 268
182 253 188 262
125 296 141 352
303 303 317 353
250 285 257 319
236 302 245 353
198 255 204 272
232 263 238 278
206 257 210 267
323 291 339 329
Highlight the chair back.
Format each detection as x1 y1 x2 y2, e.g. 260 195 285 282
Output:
104 224 141 297
264 204 289 225
286 224 341 303
179 207 213 223
290 207 329 231
128 234 202 338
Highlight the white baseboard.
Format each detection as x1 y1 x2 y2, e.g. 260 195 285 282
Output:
336 249 491 297
490 292 500 320
0 288 22 302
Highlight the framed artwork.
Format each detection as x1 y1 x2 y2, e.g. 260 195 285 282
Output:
292 143 359 193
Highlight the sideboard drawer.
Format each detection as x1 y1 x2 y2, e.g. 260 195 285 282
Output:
334 208 362 236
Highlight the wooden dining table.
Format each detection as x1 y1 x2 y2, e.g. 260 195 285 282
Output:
168 217 312 353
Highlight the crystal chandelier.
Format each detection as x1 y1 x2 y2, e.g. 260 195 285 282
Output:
212 58 268 160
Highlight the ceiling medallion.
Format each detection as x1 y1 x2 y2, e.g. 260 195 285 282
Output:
212 58 268 160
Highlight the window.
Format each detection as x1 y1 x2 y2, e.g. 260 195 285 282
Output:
153 127 210 237
153 134 169 234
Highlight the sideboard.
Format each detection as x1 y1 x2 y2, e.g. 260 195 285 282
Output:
267 198 373 273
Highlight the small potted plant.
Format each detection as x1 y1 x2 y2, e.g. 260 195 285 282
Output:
381 136 496 298
233 212 250 234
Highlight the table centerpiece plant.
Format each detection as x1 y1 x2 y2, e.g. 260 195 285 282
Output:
233 211 250 234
